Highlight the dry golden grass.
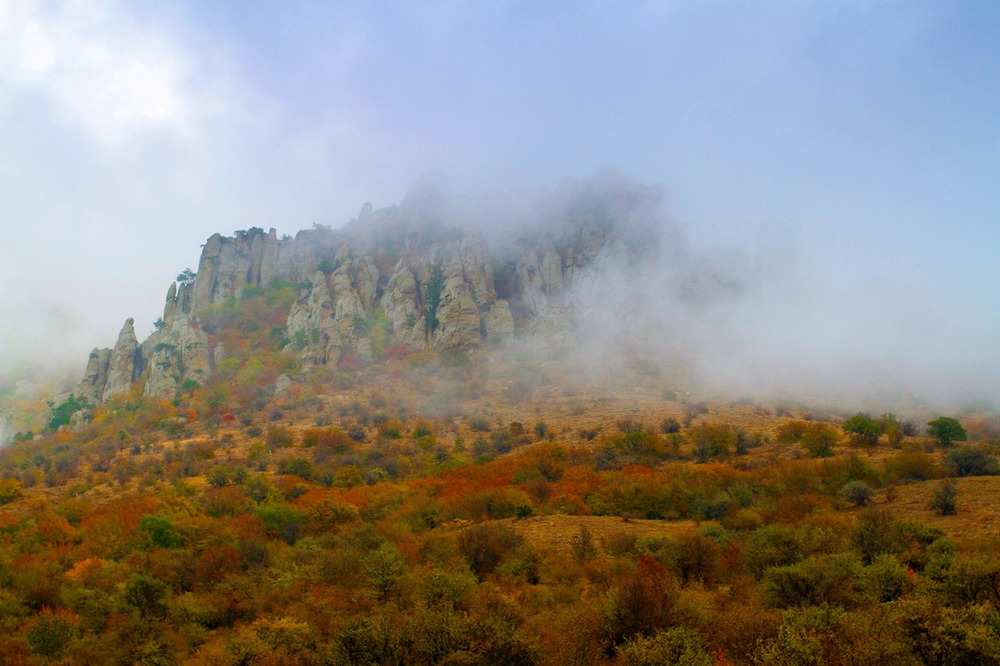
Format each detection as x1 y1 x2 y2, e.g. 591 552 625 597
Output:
504 513 698 559
879 475 1000 545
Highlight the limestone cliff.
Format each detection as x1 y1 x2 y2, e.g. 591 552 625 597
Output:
76 172 709 401
77 319 141 403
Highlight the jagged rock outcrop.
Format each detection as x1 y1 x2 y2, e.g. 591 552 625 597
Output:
103 319 140 401
191 228 287 307
141 315 210 399
76 172 730 398
77 318 142 403
76 348 111 403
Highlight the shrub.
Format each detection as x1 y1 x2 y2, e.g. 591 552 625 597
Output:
776 420 840 457
884 450 941 483
206 465 233 488
469 416 491 432
682 401 708 426
411 421 434 438
301 427 352 451
659 417 681 434
842 413 885 446
879 412 905 446
27 609 75 659
458 523 523 579
761 553 862 608
943 446 997 477
838 480 875 507
863 553 910 602
280 457 314 481
852 508 896 565
139 515 182 549
0 479 23 505
256 504 304 545
930 480 958 516
266 426 296 449
47 394 91 431
572 525 598 562
604 530 639 557
734 428 762 455
689 423 736 462
124 573 168 619
615 627 712 666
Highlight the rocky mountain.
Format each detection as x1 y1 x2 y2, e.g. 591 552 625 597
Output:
75 172 724 403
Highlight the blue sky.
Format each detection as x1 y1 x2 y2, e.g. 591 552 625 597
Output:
0 1 997 405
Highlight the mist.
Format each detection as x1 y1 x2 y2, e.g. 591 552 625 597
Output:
1 2 997 413
385 170 1000 414
553 185 1000 413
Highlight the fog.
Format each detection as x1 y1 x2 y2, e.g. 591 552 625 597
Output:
441 173 1000 414
1 1 998 410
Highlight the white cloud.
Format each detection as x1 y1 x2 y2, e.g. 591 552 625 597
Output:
0 0 195 145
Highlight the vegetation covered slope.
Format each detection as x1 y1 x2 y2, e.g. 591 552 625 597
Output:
2 280 1000 665
2 173 1000 664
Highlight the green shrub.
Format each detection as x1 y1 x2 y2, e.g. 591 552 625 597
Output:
943 446 997 477
280 457 314 481
842 413 886 446
139 515 182 549
761 553 862 608
838 480 875 507
27 610 75 659
616 627 712 666
689 422 737 462
930 479 958 516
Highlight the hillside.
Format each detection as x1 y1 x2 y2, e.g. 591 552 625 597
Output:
1 175 999 665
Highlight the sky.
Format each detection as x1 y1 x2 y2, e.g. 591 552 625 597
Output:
0 1 997 406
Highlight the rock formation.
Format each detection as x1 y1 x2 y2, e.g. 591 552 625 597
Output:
76 318 141 403
75 172 731 401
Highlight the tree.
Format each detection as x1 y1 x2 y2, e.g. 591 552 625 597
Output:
424 265 444 333
927 417 967 447
124 573 168 619
47 394 91 431
842 413 885 446
139 515 182 549
27 609 75 659
878 412 905 446
176 268 197 286
364 542 407 600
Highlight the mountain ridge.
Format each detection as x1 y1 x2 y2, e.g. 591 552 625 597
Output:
74 172 702 404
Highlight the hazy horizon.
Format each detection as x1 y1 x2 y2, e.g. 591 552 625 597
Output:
1 1 997 410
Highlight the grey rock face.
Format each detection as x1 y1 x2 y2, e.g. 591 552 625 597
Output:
141 313 210 399
76 348 111 403
76 173 682 393
103 318 140 401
